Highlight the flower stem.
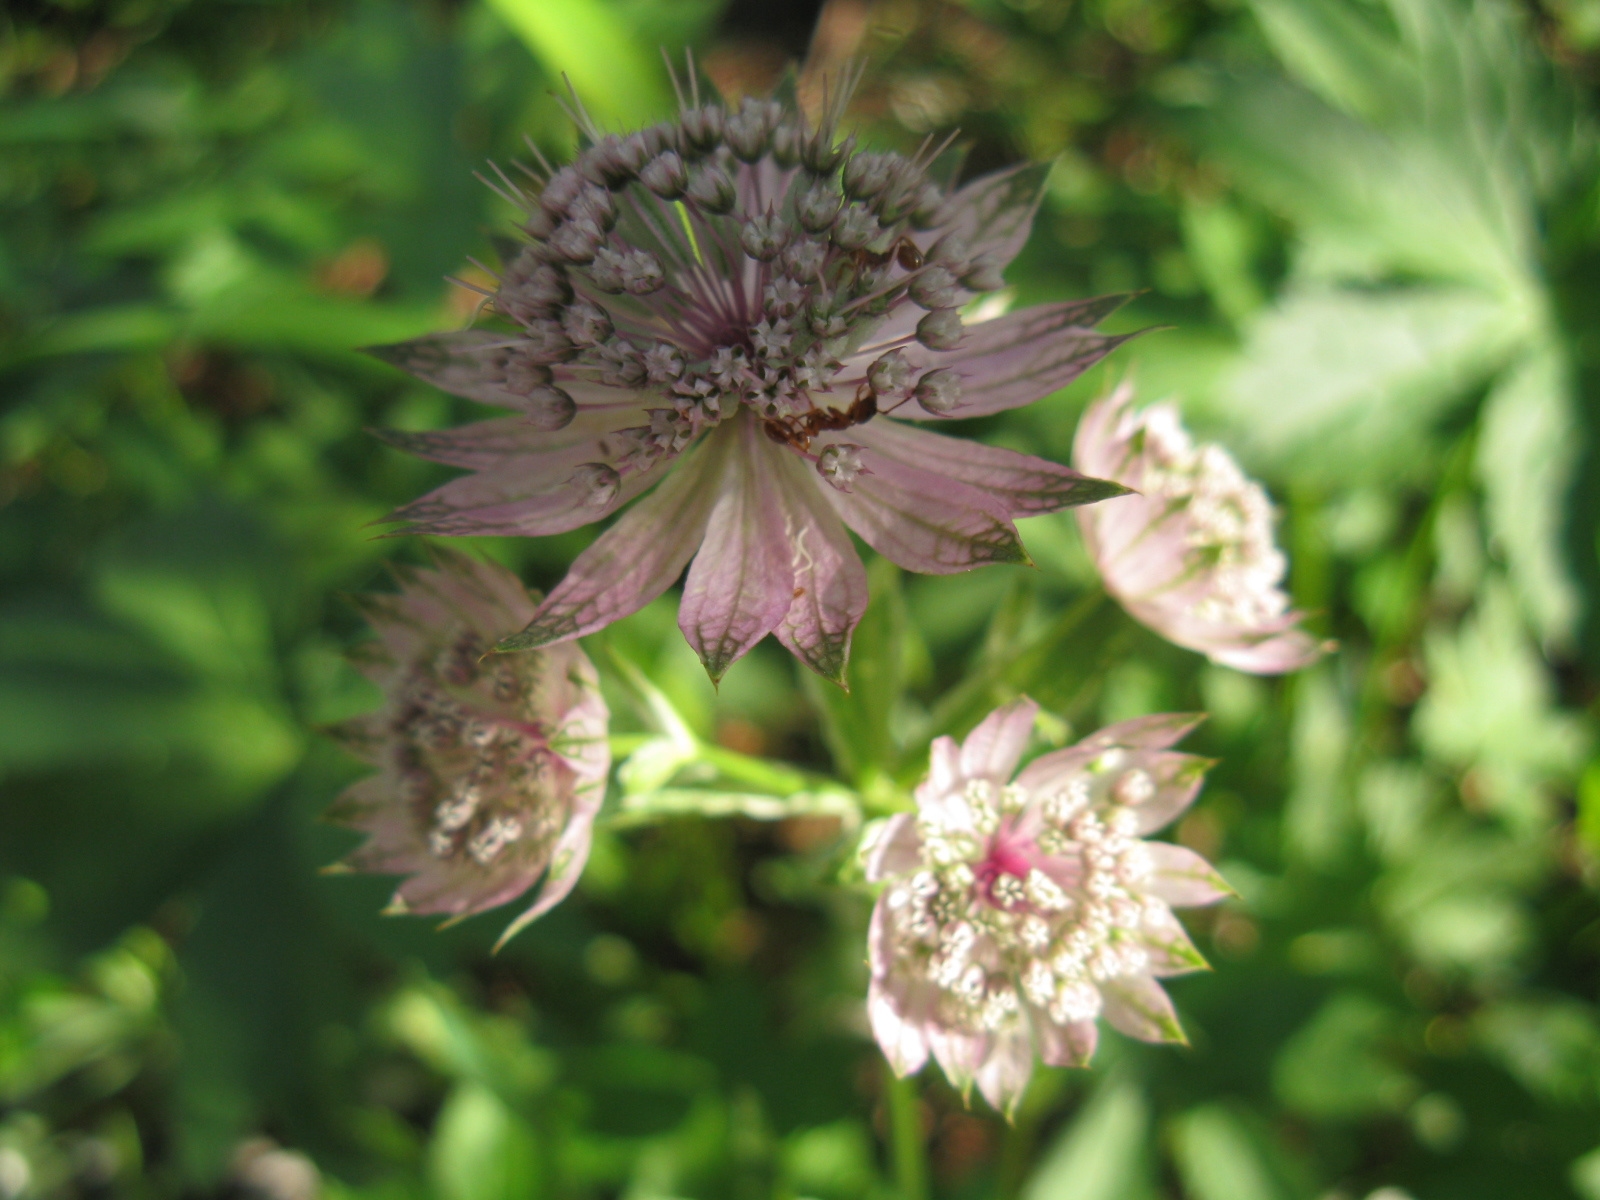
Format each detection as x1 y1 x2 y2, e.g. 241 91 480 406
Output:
884 1064 929 1200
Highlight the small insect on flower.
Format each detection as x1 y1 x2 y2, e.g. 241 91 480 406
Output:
325 551 609 947
863 698 1229 1114
1074 385 1332 674
368 61 1135 685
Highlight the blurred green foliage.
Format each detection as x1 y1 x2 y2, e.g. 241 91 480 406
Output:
4 0 1600 1196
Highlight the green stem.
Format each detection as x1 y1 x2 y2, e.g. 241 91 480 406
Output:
920 585 1108 749
884 1064 929 1200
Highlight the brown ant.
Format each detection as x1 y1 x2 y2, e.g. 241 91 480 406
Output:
849 235 923 275
762 381 880 453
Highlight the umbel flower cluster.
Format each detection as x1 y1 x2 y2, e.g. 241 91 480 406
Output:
865 699 1227 1112
328 552 609 947
328 64 1331 1115
372 66 1131 682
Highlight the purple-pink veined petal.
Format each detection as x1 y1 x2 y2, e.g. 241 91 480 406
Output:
851 420 1129 518
936 163 1049 273
821 440 1028 574
892 296 1136 420
1033 1014 1098 1068
863 814 922 882
386 461 659 537
496 439 723 652
768 450 870 684
958 697 1039 783
869 982 931 1077
1144 842 1233 908
677 419 796 681
370 408 628 470
1101 973 1185 1044
926 735 962 796
974 1026 1036 1115
368 331 642 417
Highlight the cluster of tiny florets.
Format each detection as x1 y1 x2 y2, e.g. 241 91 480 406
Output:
1134 410 1289 627
483 89 996 486
377 625 572 875
880 750 1190 1038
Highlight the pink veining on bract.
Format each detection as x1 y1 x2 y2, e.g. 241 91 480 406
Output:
864 698 1229 1113
368 65 1134 683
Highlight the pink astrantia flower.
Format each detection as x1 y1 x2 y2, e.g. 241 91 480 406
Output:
370 71 1132 683
1073 385 1330 674
327 551 609 946
864 698 1227 1113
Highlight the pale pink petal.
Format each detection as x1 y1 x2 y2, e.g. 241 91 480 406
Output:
851 420 1128 518
495 815 597 949
869 983 931 1076
768 452 869 684
1100 974 1185 1044
1126 753 1212 835
1034 1016 1098 1068
496 440 722 651
958 698 1039 783
1207 627 1332 674
1013 714 1204 796
1139 912 1210 978
863 814 922 882
974 1026 1036 1115
677 421 796 681
1086 713 1207 752
823 443 1027 574
928 1027 988 1094
895 296 1136 419
1144 842 1233 908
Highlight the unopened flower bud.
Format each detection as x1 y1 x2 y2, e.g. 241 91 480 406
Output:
914 368 963 414
909 265 960 310
797 182 843 233
640 151 688 199
916 307 964 350
740 212 789 261
522 384 577 430
817 442 865 489
867 350 914 400
686 163 736 214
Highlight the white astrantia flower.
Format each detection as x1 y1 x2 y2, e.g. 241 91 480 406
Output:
864 698 1229 1114
368 64 1133 684
1074 385 1331 674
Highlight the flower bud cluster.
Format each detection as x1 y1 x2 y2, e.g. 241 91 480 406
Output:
487 90 998 480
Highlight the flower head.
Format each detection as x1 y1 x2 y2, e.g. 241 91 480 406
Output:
1074 386 1330 674
864 698 1227 1113
327 551 609 946
371 69 1132 683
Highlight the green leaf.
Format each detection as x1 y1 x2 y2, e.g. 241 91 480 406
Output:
1220 285 1523 483
428 1084 542 1200
1273 992 1416 1119
1022 1073 1155 1200
1477 346 1582 648
482 0 671 127
1171 1105 1312 1200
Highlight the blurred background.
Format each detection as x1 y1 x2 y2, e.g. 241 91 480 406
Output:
5 0 1600 1195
